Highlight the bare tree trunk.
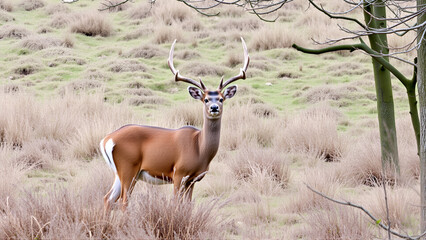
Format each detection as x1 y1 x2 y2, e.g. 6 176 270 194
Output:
418 0 426 232
363 0 400 173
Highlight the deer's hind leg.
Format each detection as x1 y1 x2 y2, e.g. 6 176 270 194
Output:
118 162 142 210
104 175 121 212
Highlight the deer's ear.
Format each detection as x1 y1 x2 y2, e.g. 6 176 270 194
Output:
223 85 237 99
188 86 203 100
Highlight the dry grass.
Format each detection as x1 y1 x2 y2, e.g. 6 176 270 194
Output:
49 13 72 29
364 186 419 229
108 59 148 73
44 3 69 15
229 142 290 190
70 11 112 37
250 25 307 51
303 203 374 239
123 44 166 59
20 0 44 11
277 104 344 162
0 160 224 239
19 34 72 50
126 2 152 19
0 24 31 39
0 92 133 158
153 24 187 44
0 0 13 12
286 167 342 213
0 9 14 21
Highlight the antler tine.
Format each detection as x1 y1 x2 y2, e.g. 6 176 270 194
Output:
168 40 205 90
219 37 250 91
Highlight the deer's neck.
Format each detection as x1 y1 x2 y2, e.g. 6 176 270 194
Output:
198 115 221 162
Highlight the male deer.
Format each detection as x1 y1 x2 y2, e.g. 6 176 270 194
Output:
100 38 249 210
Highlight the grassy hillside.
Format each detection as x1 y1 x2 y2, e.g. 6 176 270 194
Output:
0 0 420 239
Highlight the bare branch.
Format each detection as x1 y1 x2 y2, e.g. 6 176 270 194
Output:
305 184 426 240
309 0 368 30
98 0 131 11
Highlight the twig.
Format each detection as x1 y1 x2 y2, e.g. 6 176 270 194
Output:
305 184 426 240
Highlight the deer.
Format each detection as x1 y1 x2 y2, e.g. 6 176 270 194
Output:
99 37 249 210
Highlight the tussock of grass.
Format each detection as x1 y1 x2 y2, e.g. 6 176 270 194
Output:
229 142 289 187
215 18 261 32
153 24 187 44
364 187 419 229
108 59 148 72
128 96 168 106
126 2 152 19
124 44 166 59
44 3 69 15
19 34 72 50
251 25 306 51
20 0 44 11
181 62 226 77
0 0 13 12
327 62 368 76
278 104 344 161
49 13 72 28
303 203 373 239
70 11 112 37
0 9 14 21
0 24 31 39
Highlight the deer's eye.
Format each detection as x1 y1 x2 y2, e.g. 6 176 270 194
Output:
219 98 223 103
204 98 209 103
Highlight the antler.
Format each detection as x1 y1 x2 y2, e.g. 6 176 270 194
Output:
218 37 250 91
168 40 206 90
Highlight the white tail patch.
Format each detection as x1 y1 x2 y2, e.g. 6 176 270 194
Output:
100 138 117 174
109 175 121 202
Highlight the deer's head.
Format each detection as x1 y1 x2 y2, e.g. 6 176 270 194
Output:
168 38 249 120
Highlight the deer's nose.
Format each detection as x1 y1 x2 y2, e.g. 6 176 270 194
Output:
210 104 219 112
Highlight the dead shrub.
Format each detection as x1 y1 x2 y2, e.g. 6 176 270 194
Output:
397 117 419 179
304 85 346 103
251 25 306 51
70 11 112 37
124 44 166 59
278 104 344 162
0 0 13 12
0 24 31 39
19 34 71 50
20 0 44 11
108 59 147 72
